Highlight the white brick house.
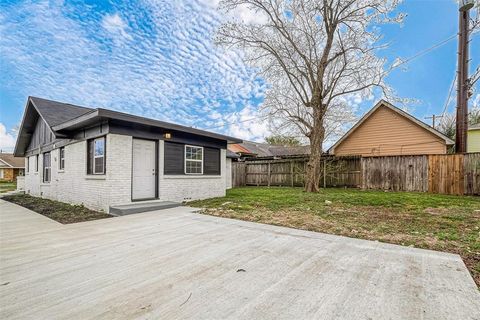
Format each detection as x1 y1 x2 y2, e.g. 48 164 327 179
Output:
15 97 240 212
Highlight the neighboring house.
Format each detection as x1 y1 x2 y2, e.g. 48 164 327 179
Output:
228 140 311 160
0 153 25 182
329 100 455 156
14 97 241 212
467 124 480 153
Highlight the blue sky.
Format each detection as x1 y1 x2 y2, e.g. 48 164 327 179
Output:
0 0 479 151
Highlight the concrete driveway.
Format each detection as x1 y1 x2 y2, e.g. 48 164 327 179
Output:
0 200 479 320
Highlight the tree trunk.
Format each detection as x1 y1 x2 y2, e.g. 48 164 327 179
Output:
305 123 324 192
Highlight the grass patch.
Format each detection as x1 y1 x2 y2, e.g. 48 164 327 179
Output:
3 194 112 224
190 187 480 287
0 181 16 193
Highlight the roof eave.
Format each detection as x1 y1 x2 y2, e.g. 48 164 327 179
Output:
51 109 100 131
53 108 243 144
13 97 36 157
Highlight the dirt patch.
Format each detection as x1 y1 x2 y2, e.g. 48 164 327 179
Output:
424 207 450 216
3 194 112 224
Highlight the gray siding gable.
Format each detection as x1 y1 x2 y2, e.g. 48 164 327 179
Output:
27 117 55 152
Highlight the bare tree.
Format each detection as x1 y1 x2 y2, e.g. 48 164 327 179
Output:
436 107 480 147
216 0 403 191
470 106 480 125
437 113 456 140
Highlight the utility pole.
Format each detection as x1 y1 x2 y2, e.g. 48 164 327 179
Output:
455 0 474 153
425 114 443 129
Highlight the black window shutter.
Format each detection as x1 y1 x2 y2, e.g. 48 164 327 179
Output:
204 147 220 175
87 140 93 174
164 142 184 175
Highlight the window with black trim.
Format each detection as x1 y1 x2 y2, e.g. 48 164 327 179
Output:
35 154 39 172
87 137 106 175
26 157 29 173
185 145 203 174
59 147 65 170
43 152 51 183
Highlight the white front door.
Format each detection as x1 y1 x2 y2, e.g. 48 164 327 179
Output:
132 139 156 200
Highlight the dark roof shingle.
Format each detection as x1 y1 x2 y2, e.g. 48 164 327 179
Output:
30 97 94 127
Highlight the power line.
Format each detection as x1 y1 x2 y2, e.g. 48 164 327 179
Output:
201 113 271 130
388 33 458 73
438 73 457 128
201 33 466 131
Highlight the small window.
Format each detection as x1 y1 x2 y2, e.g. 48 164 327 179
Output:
43 152 51 183
59 147 65 170
26 157 29 173
35 155 39 172
185 145 203 174
87 137 106 175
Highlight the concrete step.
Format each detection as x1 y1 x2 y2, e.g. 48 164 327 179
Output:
109 201 181 216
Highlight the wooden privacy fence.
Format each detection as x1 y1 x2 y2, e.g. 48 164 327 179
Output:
232 153 480 196
233 156 361 188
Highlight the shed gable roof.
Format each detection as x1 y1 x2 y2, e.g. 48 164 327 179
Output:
329 100 455 154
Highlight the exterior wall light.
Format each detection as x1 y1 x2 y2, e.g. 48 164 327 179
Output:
164 133 172 139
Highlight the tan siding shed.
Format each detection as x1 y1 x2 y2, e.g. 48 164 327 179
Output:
334 105 447 156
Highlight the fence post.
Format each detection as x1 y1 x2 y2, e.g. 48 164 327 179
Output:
290 161 294 187
267 162 271 187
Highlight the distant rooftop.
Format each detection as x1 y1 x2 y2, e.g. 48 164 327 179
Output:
0 153 24 168
228 141 310 159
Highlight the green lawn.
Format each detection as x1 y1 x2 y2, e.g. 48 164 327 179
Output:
0 181 16 193
190 187 480 287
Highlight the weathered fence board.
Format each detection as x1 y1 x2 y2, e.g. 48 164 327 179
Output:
232 162 246 187
325 157 362 187
235 157 361 188
232 153 480 195
464 153 480 195
362 155 428 192
428 154 464 195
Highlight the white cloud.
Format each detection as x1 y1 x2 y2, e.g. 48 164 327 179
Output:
224 105 270 141
0 123 17 152
101 13 133 41
233 4 268 24
0 0 266 140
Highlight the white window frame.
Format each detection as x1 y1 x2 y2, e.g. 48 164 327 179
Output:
43 152 51 183
59 147 65 170
0 169 4 179
184 145 203 175
35 154 39 172
93 137 105 175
